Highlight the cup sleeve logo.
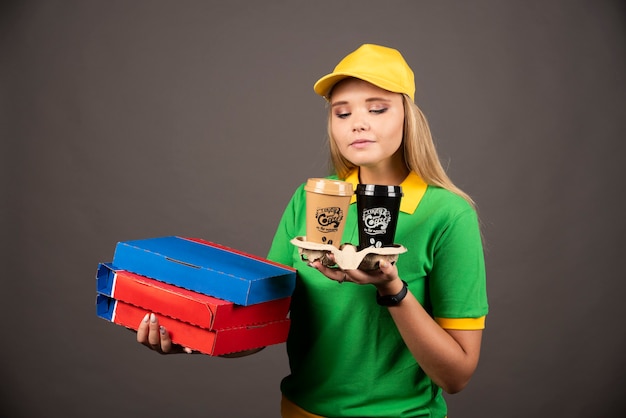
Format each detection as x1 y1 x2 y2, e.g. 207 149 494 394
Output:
315 207 343 233
362 207 391 236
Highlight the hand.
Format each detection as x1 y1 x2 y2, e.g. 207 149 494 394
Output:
136 313 194 354
309 254 402 292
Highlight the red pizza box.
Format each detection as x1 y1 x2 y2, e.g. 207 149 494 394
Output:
96 263 291 330
96 294 290 356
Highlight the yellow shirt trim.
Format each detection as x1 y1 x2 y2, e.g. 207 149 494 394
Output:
345 170 428 215
435 316 486 330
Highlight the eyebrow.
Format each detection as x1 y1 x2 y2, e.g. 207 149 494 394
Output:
330 97 393 107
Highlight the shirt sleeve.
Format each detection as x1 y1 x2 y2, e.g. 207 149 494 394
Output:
429 206 489 325
267 185 306 267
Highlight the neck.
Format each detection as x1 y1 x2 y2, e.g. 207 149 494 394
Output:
358 163 409 186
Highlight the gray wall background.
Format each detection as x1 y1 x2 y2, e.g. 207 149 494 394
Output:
2 1 625 417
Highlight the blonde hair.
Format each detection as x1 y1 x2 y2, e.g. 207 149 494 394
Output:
327 94 475 207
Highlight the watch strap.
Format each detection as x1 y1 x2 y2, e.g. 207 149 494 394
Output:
376 280 408 306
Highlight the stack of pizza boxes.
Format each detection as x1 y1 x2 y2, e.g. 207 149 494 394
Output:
96 236 295 356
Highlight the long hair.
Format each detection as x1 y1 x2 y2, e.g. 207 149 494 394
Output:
327 94 475 207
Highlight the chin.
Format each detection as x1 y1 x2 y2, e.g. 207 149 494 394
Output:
347 156 386 169
344 152 378 167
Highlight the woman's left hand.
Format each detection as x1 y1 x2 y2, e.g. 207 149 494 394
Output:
308 254 400 289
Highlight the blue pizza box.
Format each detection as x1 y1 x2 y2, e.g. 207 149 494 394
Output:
111 236 296 306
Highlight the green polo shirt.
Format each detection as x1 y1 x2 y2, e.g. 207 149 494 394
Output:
267 171 488 418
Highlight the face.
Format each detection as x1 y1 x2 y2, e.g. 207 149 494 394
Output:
330 78 405 174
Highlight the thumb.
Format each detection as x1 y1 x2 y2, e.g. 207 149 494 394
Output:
378 258 396 274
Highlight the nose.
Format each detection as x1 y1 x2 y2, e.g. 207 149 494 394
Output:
352 114 369 132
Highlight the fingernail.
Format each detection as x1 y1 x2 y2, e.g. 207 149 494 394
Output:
150 313 156 323
160 326 166 335
142 313 150 323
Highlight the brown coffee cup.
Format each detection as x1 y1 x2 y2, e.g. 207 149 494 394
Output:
304 178 353 248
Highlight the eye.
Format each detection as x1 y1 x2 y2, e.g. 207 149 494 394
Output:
370 107 388 115
335 112 351 119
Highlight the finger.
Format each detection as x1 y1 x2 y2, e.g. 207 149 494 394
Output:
147 313 161 347
326 266 347 283
158 326 173 353
312 261 346 283
136 313 150 344
378 260 398 276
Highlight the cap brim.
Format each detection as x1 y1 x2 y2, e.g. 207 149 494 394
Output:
313 73 355 99
314 72 411 101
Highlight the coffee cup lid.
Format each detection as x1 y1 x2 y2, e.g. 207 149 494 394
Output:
356 184 403 197
305 178 354 196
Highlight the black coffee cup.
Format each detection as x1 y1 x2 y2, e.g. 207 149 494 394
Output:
355 184 403 250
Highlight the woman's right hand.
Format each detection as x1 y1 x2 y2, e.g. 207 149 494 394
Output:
136 312 265 357
136 313 193 354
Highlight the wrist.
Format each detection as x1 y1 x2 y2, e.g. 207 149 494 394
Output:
375 280 409 307
375 278 404 296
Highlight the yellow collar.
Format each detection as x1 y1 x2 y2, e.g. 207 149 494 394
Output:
344 170 428 215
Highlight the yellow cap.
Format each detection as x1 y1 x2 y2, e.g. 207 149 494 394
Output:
313 44 415 101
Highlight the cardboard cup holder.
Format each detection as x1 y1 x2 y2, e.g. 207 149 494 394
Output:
290 236 407 271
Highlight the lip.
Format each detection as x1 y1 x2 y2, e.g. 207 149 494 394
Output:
350 139 375 149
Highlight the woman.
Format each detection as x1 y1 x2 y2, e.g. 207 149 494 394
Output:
138 44 489 418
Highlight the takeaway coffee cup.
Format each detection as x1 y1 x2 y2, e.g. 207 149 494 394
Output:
304 178 353 248
356 184 403 250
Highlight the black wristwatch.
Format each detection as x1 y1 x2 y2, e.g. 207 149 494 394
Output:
376 280 408 306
